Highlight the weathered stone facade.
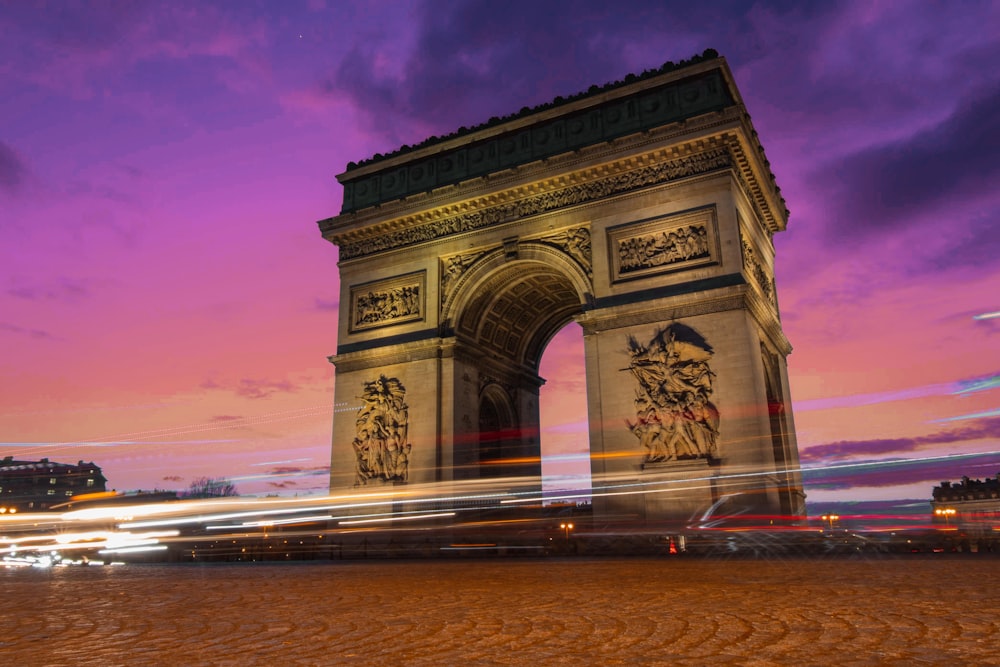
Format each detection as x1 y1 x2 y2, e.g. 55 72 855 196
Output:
319 52 805 522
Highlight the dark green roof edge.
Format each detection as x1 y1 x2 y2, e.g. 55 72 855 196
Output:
346 48 721 171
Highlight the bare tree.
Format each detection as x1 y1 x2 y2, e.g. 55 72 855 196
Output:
183 477 238 498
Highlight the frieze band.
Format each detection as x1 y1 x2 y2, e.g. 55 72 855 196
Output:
338 148 732 260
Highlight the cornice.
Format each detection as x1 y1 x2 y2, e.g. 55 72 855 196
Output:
329 336 451 373
728 127 788 232
321 107 744 239
576 287 748 334
327 140 739 261
577 285 789 355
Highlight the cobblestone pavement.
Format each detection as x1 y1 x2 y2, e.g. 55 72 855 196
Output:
1 556 997 666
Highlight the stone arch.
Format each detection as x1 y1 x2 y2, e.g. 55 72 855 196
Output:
321 55 806 523
444 242 592 371
477 382 518 479
441 244 591 482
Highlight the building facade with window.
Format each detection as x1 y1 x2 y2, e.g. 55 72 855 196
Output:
931 474 1000 546
0 456 108 512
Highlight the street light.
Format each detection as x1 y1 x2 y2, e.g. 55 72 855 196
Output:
821 514 839 531
935 507 956 526
559 522 574 540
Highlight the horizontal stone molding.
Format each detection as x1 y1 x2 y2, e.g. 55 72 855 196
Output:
329 336 452 372
331 146 733 261
577 287 749 334
608 205 720 283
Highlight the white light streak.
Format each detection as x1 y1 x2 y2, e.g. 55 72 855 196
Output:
98 545 169 555
338 512 455 526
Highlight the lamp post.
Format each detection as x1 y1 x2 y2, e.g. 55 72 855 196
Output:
935 507 956 526
559 522 574 541
821 514 839 531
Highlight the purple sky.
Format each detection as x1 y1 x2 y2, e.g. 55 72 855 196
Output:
1 1 997 507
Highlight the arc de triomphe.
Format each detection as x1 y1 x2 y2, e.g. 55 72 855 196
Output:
319 51 805 523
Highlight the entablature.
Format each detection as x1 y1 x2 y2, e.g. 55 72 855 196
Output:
323 127 785 263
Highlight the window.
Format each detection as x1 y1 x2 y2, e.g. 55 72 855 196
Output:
65 490 73 496
87 479 95 487
47 489 55 495
49 477 57 484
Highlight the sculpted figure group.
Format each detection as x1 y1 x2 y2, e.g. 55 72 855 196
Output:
354 286 420 327
352 375 412 486
618 224 710 274
625 324 720 463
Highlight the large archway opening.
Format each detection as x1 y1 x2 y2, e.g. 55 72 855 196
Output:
450 253 589 484
538 321 592 501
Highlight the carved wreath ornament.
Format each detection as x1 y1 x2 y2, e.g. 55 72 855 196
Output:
624 324 720 464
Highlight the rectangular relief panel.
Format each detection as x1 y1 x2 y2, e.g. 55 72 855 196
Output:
349 271 426 333
608 205 720 283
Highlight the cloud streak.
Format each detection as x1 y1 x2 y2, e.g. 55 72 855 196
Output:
802 450 1000 492
801 417 1000 462
815 85 1000 245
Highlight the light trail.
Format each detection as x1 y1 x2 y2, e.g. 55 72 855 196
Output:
339 512 456 526
953 375 1000 394
98 545 168 555
932 409 1000 422
1 450 994 564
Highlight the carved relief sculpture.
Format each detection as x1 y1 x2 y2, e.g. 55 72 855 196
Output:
624 323 720 464
337 148 731 260
740 233 775 306
350 272 425 332
352 375 412 486
539 227 592 276
609 206 718 283
441 252 484 306
618 224 709 274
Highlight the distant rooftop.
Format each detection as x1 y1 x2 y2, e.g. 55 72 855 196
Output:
0 456 101 472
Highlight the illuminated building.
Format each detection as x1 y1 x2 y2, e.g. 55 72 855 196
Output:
931 474 1000 542
0 456 108 512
